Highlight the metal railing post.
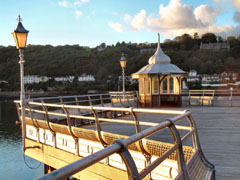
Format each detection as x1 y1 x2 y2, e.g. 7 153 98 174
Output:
90 106 107 147
184 111 198 152
165 119 190 180
41 102 56 148
62 105 79 155
115 139 140 180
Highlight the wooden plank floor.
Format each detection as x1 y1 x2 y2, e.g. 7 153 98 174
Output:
183 106 240 180
87 106 240 180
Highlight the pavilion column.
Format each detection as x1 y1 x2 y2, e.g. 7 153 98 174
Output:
150 76 152 106
158 75 163 107
176 77 182 106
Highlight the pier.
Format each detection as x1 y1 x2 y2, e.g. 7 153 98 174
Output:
14 92 222 180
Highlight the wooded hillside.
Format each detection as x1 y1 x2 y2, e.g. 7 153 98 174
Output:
1 33 240 92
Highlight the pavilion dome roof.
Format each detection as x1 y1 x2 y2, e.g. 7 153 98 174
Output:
148 33 171 64
132 33 186 78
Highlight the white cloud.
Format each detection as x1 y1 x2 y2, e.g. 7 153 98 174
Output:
130 9 146 30
108 22 124 32
59 0 70 7
234 0 240 10
194 5 219 26
59 0 89 7
124 14 131 23
75 10 83 19
87 11 96 20
213 0 228 2
109 0 239 39
157 0 197 29
74 0 89 6
112 12 119 16
234 11 240 23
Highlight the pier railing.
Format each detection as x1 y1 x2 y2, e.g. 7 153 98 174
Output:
14 93 215 180
187 89 240 106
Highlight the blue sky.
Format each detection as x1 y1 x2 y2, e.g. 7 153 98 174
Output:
0 0 240 47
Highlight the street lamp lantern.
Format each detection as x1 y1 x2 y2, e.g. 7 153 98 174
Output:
12 15 29 152
120 53 127 68
12 15 29 49
120 53 127 92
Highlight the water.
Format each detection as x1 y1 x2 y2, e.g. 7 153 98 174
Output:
0 100 43 179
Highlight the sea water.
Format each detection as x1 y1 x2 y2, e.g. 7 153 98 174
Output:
0 100 43 179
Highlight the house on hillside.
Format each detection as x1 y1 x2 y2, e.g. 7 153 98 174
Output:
78 74 95 82
140 48 156 54
187 70 200 82
24 75 50 84
200 42 230 51
202 74 220 83
54 76 74 83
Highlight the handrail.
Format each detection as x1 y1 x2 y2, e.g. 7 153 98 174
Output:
22 101 186 115
36 113 189 180
14 93 215 180
187 89 240 106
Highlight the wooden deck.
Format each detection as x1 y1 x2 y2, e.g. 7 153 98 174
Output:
132 106 239 180
183 106 240 180
92 106 239 180
19 94 239 179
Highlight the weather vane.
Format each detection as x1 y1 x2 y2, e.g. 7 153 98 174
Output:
17 15 22 22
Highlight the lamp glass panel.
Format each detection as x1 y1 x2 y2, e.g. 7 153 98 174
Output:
16 33 27 48
12 32 20 49
120 60 127 68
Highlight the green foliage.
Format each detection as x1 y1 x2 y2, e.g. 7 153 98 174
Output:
201 33 217 43
186 81 202 90
1 32 240 92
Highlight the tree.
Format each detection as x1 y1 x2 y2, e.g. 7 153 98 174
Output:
99 42 106 48
217 36 224 42
231 46 240 58
193 32 200 40
227 36 239 48
173 33 194 50
237 35 240 41
201 33 217 43
227 36 237 42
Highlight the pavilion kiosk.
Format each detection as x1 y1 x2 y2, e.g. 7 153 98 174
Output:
132 34 186 107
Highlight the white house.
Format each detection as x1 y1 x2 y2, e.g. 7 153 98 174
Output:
54 76 74 82
78 74 95 82
187 70 200 82
24 75 50 84
202 74 220 83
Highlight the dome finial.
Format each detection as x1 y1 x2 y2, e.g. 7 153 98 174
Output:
148 33 171 64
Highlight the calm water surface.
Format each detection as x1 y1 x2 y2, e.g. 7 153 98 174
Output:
0 100 43 179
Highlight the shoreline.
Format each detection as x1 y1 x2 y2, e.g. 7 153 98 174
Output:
0 91 80 100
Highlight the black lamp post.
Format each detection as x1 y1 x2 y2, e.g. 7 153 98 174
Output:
120 53 127 93
12 15 29 151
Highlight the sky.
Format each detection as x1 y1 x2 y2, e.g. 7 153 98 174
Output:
0 0 240 47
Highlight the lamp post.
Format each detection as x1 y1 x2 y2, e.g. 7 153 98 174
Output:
12 15 29 151
119 53 127 93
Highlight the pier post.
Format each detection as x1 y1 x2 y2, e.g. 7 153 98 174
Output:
12 15 29 152
19 49 26 151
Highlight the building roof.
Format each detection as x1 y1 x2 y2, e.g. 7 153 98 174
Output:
148 33 170 64
132 33 185 78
